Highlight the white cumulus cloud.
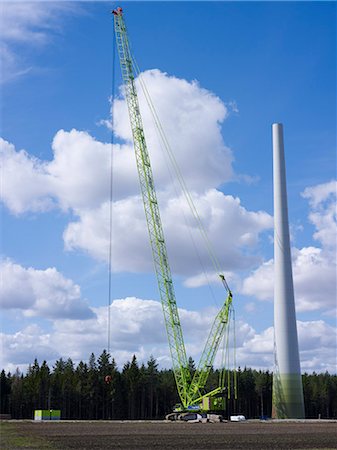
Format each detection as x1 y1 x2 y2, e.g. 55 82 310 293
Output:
0 138 55 214
0 2 80 83
240 180 337 314
0 325 59 371
1 297 335 374
241 246 336 314
1 70 272 279
236 320 337 373
111 69 234 192
0 259 94 320
302 180 337 250
63 189 272 276
1 70 234 212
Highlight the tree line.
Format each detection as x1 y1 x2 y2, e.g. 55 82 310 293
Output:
1 350 336 419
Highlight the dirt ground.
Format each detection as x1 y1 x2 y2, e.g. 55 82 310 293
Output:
1 420 337 450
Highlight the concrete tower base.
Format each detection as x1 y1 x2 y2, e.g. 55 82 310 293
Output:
272 373 305 418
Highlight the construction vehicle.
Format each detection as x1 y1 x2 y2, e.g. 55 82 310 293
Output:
112 7 236 420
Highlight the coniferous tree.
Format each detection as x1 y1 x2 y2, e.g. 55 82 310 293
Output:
87 353 99 419
98 350 113 419
188 356 196 377
146 356 159 418
10 369 24 418
254 370 272 418
0 370 11 415
26 359 40 414
39 361 50 410
64 359 75 418
75 361 89 419
51 358 65 414
123 355 140 419
108 358 120 419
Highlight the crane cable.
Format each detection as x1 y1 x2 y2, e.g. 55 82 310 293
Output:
152 119 219 307
219 306 237 399
130 63 219 307
219 308 231 392
233 308 237 400
131 56 231 294
107 21 117 355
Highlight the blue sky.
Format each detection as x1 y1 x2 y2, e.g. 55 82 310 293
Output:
1 1 336 374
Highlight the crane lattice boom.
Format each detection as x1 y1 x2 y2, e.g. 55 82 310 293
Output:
112 7 234 411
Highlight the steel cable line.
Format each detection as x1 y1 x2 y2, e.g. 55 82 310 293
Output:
107 19 117 355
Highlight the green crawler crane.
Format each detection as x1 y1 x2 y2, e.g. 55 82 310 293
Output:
112 7 234 415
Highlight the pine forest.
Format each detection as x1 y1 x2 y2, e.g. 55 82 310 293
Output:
1 351 336 420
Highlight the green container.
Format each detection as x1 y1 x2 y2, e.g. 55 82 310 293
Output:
34 410 61 421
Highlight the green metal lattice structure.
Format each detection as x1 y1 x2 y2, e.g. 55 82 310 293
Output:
112 7 234 410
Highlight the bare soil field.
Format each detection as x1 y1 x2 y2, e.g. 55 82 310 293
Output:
1 420 337 450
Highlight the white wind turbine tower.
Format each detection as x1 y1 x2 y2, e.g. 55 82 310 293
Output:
272 123 305 419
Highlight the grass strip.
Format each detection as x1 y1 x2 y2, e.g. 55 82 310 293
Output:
0 421 53 449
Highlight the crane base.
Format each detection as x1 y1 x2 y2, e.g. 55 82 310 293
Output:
165 412 223 422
